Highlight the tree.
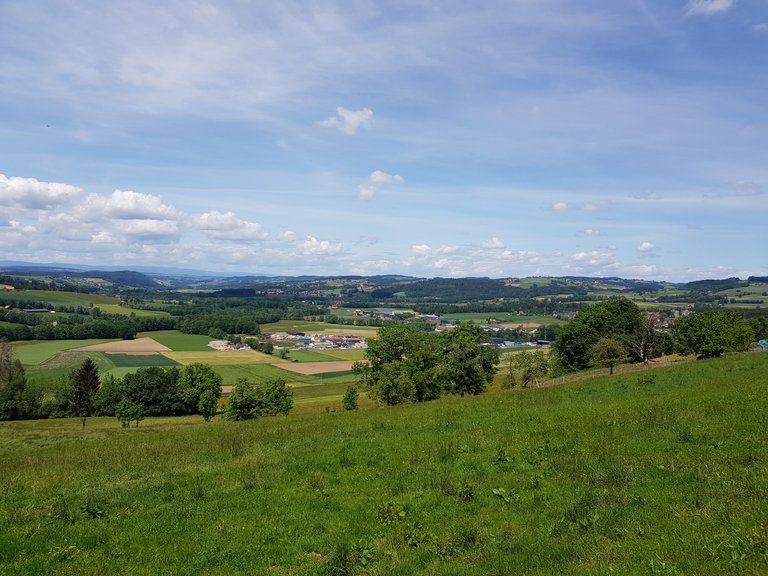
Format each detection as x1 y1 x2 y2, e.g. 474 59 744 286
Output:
354 323 442 405
552 299 642 372
115 398 144 427
197 389 219 422
70 357 101 428
508 350 551 388
0 339 31 420
439 324 499 396
672 310 755 358
342 386 359 411
121 367 184 416
226 377 293 420
620 314 671 365
179 363 222 415
590 337 629 375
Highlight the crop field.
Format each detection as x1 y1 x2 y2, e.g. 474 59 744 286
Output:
143 331 215 352
162 350 275 366
320 348 368 361
2 352 765 574
261 320 378 335
105 353 180 368
445 312 565 326
282 349 341 362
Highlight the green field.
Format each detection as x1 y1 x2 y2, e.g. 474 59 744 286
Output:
105 354 180 368
446 312 566 325
261 319 379 335
144 331 215 351
12 339 112 365
1 352 766 574
282 349 343 362
0 290 168 318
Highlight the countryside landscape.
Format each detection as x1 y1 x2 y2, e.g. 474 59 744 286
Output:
3 1 767 574
1 265 767 574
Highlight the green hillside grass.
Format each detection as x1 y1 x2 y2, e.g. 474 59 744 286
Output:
1 353 767 575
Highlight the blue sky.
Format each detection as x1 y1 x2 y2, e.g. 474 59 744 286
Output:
1 0 766 281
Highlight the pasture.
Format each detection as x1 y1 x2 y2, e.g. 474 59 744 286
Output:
1 352 765 574
0 290 168 318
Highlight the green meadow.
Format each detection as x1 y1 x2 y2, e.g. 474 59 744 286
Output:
1 290 168 318
1 352 766 575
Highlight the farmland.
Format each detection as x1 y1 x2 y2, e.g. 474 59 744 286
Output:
1 352 766 574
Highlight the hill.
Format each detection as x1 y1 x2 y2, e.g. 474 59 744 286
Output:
1 352 766 574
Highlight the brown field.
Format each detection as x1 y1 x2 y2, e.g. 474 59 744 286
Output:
72 337 171 354
499 322 542 329
273 360 356 375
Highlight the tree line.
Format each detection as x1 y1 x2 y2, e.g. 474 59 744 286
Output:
0 343 292 424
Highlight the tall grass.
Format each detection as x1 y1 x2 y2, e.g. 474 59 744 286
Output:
1 352 766 575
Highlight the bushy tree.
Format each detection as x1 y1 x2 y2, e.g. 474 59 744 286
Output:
179 363 222 414
590 337 629 375
342 386 359 411
227 377 293 420
552 299 641 373
115 398 145 427
673 311 755 358
354 323 442 405
121 367 184 416
439 324 499 396
197 389 219 422
70 357 101 428
0 340 31 420
507 349 551 388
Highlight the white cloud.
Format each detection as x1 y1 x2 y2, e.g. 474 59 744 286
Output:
571 251 617 267
481 237 505 249
318 107 374 135
303 236 342 255
277 230 298 241
0 173 83 209
86 189 180 220
116 219 180 240
358 170 404 201
91 231 114 244
553 202 569 212
500 250 540 263
638 241 655 252
196 210 266 240
753 23 768 32
582 228 602 237
686 0 734 16
412 244 432 255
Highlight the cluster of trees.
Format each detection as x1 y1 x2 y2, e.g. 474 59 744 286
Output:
226 378 293 420
354 324 499 405
672 310 758 358
551 299 670 373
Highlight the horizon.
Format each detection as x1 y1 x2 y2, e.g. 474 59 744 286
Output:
1 1 767 282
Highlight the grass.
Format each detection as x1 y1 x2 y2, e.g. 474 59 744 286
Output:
143 331 214 352
105 354 180 368
12 340 112 365
0 290 167 318
162 350 275 365
1 352 766 574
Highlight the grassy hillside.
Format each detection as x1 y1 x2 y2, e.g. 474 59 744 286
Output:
1 353 767 575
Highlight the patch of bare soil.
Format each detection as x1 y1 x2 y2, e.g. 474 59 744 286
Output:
72 337 171 354
273 360 356 375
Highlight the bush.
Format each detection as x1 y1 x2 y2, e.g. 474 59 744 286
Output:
342 386 359 411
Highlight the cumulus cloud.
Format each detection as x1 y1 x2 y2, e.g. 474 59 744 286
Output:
553 202 569 212
197 210 267 240
481 237 505 249
501 250 540 263
582 228 603 237
0 173 83 209
117 219 180 241
303 236 342 255
86 189 180 220
318 107 374 135
411 244 457 256
91 231 114 244
358 170 404 201
638 241 655 252
686 0 734 16
571 251 617 267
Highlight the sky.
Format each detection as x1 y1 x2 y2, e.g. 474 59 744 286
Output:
1 0 766 281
